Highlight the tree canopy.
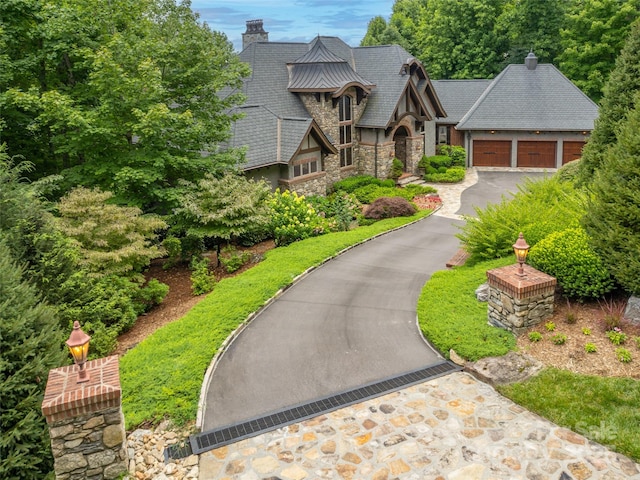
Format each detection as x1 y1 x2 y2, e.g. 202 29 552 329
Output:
0 0 249 213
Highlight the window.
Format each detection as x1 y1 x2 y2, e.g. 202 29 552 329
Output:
292 158 319 177
438 126 449 144
339 96 353 167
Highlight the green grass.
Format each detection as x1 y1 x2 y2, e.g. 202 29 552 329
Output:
417 256 516 361
120 211 431 427
498 368 640 462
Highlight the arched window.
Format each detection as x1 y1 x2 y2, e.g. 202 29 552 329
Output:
339 96 353 167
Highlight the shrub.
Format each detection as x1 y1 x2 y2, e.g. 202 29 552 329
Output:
555 159 581 183
363 197 417 220
582 327 591 335
616 348 632 363
190 257 216 295
552 333 567 345
528 331 543 342
162 236 182 269
545 321 556 332
424 166 466 183
133 279 169 315
268 189 328 246
528 227 614 300
606 328 627 345
308 193 362 231
634 336 640 349
403 183 437 197
427 155 453 169
438 145 466 166
352 185 415 204
333 175 383 193
584 343 597 353
389 158 404 179
219 245 251 273
457 176 587 264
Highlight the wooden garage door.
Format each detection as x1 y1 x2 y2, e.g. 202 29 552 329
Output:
517 141 556 168
473 140 511 167
562 141 586 164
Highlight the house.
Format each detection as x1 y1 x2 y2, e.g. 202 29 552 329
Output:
433 53 599 168
223 20 446 196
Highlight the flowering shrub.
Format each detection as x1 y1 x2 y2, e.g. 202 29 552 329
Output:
268 189 328 246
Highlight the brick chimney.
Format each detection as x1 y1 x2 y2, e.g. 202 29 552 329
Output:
242 19 269 50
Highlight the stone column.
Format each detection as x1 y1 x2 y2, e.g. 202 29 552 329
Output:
41 355 127 480
486 264 557 335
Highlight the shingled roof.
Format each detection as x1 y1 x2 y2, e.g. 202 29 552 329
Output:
432 79 492 124
456 63 598 131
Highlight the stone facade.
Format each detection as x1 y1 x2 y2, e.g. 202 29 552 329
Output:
486 264 557 335
279 171 327 197
42 356 127 480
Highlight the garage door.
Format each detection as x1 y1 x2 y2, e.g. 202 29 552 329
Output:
473 140 511 167
562 141 586 164
517 141 556 168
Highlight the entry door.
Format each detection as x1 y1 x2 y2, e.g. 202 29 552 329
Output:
517 141 556 168
473 140 511 166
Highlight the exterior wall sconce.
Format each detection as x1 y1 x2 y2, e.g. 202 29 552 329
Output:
513 232 530 276
66 321 91 383
535 130 541 135
490 130 495 134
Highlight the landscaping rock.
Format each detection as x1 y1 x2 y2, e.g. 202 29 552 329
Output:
475 283 490 302
466 351 543 386
624 296 640 325
449 349 466 366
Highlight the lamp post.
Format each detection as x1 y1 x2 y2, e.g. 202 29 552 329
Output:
66 321 91 383
513 232 530 276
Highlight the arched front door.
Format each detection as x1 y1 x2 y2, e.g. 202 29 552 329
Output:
393 126 409 170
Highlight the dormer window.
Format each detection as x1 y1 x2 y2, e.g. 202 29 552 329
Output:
339 95 353 167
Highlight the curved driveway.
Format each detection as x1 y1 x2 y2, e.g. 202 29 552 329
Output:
201 169 548 431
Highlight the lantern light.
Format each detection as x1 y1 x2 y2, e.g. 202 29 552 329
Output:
513 232 530 276
66 321 91 383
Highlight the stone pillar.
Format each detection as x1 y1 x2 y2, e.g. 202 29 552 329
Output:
42 356 127 480
486 264 557 335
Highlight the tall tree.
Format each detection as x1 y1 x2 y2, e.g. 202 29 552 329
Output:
558 0 640 102
582 93 640 295
578 18 640 183
496 0 568 66
417 0 508 79
361 16 389 46
1 0 249 213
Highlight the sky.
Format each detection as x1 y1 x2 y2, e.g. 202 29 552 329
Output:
190 0 395 51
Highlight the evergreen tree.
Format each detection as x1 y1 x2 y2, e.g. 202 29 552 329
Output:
582 94 640 295
577 19 640 184
0 240 66 479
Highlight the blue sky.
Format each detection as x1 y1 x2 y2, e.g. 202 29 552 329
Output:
191 0 395 51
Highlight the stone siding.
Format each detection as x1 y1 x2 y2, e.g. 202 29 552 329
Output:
486 264 556 335
279 171 328 197
42 356 127 480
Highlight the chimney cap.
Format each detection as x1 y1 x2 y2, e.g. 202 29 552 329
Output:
245 19 266 34
524 51 538 70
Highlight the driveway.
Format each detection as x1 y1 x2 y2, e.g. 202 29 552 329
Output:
200 169 549 431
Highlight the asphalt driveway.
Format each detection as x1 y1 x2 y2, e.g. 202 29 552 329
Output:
200 170 549 431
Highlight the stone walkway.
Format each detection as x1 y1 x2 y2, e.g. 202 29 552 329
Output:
197 372 640 479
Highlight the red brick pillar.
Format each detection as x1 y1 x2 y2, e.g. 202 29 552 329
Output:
486 264 557 335
41 355 127 480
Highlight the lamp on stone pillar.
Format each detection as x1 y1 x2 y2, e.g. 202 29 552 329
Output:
513 232 530 277
66 321 91 383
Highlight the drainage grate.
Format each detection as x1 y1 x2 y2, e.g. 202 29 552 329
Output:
169 360 460 459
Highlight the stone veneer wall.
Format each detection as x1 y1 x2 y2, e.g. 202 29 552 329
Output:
42 356 127 480
279 171 327 197
486 264 557 335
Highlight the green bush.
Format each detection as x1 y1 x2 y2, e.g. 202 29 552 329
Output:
219 245 251 273
424 166 466 183
552 333 567 345
352 185 414 204
417 257 516 361
363 197 416 219
529 331 542 342
332 175 382 193
403 183 437 197
528 227 614 299
616 348 632 363
555 159 581 183
162 236 182 269
584 342 597 353
134 279 169 314
190 257 216 295
606 328 627 345
438 145 466 166
457 176 587 264
268 189 329 246
389 158 404 179
426 155 453 169
308 193 362 231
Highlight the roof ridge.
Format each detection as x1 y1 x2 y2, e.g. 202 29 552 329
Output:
457 66 510 128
